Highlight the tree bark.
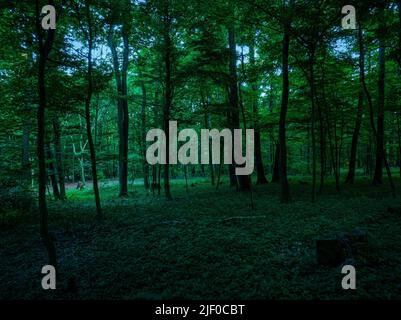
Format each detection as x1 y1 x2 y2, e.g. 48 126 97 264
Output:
163 1 173 200
85 1 102 218
308 46 317 203
249 39 268 185
272 143 280 183
108 25 129 197
278 22 290 203
46 144 60 200
52 117 66 199
373 16 386 185
22 119 31 186
35 0 57 270
397 114 401 177
359 22 396 197
228 24 250 191
140 78 150 189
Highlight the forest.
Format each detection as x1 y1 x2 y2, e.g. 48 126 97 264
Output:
1 0 401 300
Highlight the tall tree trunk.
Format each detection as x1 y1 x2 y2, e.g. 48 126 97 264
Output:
108 25 129 198
316 91 325 194
85 1 102 218
22 119 31 186
278 22 290 203
120 32 129 196
345 93 363 184
163 1 173 200
359 22 396 197
80 157 85 184
397 114 401 177
272 143 280 183
325 111 341 192
140 78 150 189
397 0 401 69
200 96 215 186
35 0 57 270
309 48 317 203
250 39 268 185
345 25 365 184
228 24 250 191
47 144 60 200
373 15 386 185
52 117 66 199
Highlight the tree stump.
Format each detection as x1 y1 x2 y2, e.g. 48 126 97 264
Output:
76 181 85 190
316 229 368 266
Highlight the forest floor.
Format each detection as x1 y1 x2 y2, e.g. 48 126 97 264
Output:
1 175 401 300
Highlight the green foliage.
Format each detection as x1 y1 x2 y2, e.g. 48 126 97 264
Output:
1 179 401 299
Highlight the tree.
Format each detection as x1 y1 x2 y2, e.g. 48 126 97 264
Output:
35 0 57 269
83 0 103 218
107 0 131 198
278 10 291 203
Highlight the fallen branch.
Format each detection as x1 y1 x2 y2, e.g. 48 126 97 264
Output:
222 215 266 222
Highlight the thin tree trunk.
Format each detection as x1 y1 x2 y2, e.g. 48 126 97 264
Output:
345 94 363 185
345 26 365 184
85 1 102 218
316 91 325 194
250 39 268 185
52 117 66 199
120 32 129 196
184 165 188 192
108 25 129 197
272 143 280 183
47 144 60 200
163 2 173 200
22 119 31 186
359 22 396 197
35 0 57 270
140 78 150 189
373 16 386 185
397 114 401 177
228 24 250 191
278 22 290 203
201 99 215 186
309 48 317 203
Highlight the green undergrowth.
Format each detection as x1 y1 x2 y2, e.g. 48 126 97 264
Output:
1 176 401 299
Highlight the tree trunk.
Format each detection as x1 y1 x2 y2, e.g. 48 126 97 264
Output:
249 39 268 185
140 78 150 189
359 22 396 197
397 114 401 177
373 16 386 185
35 0 57 270
52 117 66 199
22 119 31 186
108 25 129 197
345 25 365 184
398 0 401 69
85 1 102 218
163 2 173 200
120 32 129 196
201 103 215 186
272 143 280 183
46 144 60 200
278 22 290 203
309 47 317 203
316 91 325 194
228 24 250 191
